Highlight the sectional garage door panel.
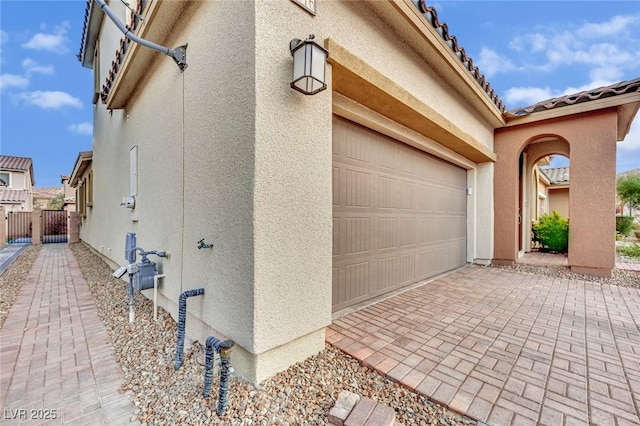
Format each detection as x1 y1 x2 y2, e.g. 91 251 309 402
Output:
332 116 467 311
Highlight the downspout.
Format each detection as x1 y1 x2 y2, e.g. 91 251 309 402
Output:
93 0 187 71
203 337 235 416
174 288 205 369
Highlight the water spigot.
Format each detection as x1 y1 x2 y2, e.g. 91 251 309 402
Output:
198 239 213 249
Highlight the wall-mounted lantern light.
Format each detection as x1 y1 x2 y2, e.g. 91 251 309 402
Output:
289 35 328 95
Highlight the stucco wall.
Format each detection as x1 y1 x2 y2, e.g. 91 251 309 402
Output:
549 188 569 218
494 110 617 276
82 0 497 383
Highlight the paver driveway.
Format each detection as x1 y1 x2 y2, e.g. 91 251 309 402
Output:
0 244 136 425
327 265 640 425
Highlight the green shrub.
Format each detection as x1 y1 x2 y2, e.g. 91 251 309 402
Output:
618 243 640 259
533 211 569 253
616 216 635 237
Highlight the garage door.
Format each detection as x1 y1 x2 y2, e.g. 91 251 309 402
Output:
332 116 467 311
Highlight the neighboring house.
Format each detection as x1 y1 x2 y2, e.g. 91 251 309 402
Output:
77 0 640 383
68 151 93 221
540 166 570 218
61 175 77 212
0 155 34 212
530 157 551 222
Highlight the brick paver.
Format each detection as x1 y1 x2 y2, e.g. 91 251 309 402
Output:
328 265 640 425
0 244 136 425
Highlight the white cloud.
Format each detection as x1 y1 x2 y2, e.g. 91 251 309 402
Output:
14 91 82 109
506 14 640 75
589 67 623 83
505 77 622 108
22 21 70 53
619 121 640 151
22 58 54 75
574 43 633 67
476 47 519 77
0 74 29 91
504 86 554 107
509 33 547 53
577 15 638 39
68 122 93 135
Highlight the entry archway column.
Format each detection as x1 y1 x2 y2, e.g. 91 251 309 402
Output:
567 111 617 277
494 109 618 277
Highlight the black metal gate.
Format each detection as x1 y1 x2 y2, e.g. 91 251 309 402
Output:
7 212 32 244
42 210 68 243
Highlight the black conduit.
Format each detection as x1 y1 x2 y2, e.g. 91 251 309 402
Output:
174 288 205 369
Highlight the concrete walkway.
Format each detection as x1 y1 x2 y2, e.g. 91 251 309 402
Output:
328 265 640 426
0 244 136 425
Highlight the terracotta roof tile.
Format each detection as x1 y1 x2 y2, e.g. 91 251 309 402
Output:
510 78 640 116
541 167 570 185
77 0 91 63
0 189 28 203
414 0 506 112
100 2 144 103
0 155 32 172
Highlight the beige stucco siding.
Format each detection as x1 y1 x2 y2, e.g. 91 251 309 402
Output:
253 1 332 358
549 187 569 218
179 0 256 350
81 0 497 384
84 1 257 350
316 1 495 150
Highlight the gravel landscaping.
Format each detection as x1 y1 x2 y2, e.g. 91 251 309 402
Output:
0 244 41 328
68 242 475 425
4 242 639 425
489 262 640 286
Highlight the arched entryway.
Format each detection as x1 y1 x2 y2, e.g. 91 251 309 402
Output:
494 110 618 277
520 138 570 255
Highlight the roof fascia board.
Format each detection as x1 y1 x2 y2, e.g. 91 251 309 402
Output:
390 0 505 126
81 0 105 68
105 0 189 109
538 173 551 185
618 102 640 141
505 92 640 139
69 153 93 187
326 38 496 163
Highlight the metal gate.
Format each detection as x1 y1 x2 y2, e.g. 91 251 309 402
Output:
7 212 32 244
42 210 68 243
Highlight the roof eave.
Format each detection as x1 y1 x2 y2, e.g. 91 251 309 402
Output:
503 92 640 140
69 151 93 187
383 0 506 127
80 0 104 69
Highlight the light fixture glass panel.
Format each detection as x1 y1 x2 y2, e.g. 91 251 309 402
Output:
292 47 305 81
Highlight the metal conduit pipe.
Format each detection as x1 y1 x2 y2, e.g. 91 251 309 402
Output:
174 288 205 369
203 337 235 416
93 0 188 70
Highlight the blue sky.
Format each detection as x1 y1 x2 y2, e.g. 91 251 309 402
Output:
1 1 639 188
1 0 92 188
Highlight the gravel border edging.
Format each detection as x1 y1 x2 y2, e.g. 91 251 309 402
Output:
0 245 41 328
